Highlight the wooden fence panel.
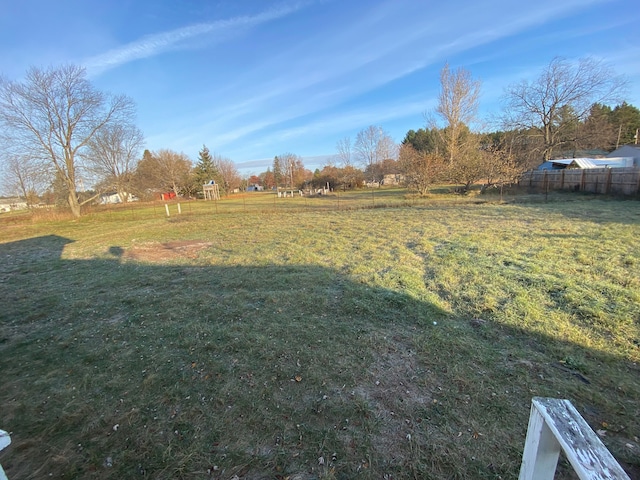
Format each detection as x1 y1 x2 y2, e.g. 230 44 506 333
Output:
521 168 640 195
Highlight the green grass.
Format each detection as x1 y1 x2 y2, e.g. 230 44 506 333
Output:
1 191 639 479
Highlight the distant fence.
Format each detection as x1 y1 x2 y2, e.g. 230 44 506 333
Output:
521 167 640 195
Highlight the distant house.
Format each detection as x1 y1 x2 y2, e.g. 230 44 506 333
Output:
100 192 138 204
606 145 640 167
382 173 405 185
246 184 264 192
537 157 633 170
0 197 28 212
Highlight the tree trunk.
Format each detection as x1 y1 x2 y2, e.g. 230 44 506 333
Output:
68 189 81 218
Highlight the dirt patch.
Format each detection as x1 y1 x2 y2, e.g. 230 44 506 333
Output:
119 240 212 263
352 338 433 466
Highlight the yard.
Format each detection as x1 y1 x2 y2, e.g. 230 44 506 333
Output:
0 192 639 479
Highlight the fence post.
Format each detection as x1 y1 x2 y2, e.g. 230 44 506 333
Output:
543 170 549 200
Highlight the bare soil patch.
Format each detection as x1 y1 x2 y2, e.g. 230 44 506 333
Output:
352 338 434 466
121 240 212 262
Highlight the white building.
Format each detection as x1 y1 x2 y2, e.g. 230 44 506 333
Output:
606 145 640 167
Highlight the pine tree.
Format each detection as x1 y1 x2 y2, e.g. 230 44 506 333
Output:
272 156 284 188
193 145 220 186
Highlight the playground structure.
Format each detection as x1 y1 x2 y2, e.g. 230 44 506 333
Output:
203 182 220 200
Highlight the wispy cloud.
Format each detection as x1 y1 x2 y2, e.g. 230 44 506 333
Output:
83 1 312 74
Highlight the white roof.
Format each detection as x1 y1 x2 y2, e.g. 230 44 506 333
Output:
550 157 632 168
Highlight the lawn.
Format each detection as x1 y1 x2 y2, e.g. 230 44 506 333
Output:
1 191 639 479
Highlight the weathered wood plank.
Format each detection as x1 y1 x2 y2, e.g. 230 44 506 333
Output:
519 398 630 480
519 405 561 480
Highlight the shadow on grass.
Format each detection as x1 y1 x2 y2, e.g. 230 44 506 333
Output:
0 235 638 479
496 193 640 225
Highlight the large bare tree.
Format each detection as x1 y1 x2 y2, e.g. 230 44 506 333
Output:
354 125 397 183
0 65 136 217
502 57 626 161
335 136 353 167
85 123 144 204
433 62 481 165
213 153 242 194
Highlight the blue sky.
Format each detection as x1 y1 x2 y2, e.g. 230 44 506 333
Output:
1 0 638 175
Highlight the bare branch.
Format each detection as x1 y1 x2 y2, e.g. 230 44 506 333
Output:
0 64 139 216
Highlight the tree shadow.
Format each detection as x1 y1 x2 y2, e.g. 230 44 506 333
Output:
0 235 638 479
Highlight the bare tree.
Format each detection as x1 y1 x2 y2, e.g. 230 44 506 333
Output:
134 149 192 198
433 62 481 165
213 154 241 194
480 145 521 197
274 153 307 189
354 125 397 183
335 137 353 167
85 123 144 203
502 57 626 161
1 154 47 206
398 144 447 196
0 65 136 217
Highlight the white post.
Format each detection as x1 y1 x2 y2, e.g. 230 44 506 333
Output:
164 204 170 217
177 203 181 214
519 404 561 480
0 430 11 480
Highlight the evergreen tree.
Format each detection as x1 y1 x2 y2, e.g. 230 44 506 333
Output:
402 128 443 154
193 145 220 187
611 102 640 146
272 156 284 188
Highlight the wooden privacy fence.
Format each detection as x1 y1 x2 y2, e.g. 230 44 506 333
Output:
519 398 629 480
521 168 640 195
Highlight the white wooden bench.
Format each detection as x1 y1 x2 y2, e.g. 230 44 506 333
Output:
519 397 630 479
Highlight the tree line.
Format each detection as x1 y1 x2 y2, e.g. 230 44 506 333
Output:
336 58 637 196
0 65 244 216
1 57 638 216
251 57 637 196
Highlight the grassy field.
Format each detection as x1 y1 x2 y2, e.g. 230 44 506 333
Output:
1 190 639 479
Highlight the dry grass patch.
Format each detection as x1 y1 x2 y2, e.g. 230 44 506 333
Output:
1 196 639 479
